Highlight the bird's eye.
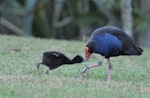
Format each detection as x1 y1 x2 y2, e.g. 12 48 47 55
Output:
89 48 93 53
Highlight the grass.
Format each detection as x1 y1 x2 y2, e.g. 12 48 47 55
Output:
0 35 150 98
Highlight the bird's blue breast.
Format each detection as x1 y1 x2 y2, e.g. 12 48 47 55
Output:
90 32 123 57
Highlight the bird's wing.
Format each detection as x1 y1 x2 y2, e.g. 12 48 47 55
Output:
43 52 60 58
107 28 143 55
92 26 142 55
52 53 60 57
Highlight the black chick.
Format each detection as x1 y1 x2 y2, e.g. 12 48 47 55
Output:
37 51 84 74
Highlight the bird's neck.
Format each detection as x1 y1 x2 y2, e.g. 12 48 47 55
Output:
63 57 81 64
87 40 105 55
71 57 80 64
63 58 72 64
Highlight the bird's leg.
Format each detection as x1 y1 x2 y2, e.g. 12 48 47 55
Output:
37 62 42 76
45 68 50 74
107 58 113 81
80 56 105 75
80 61 102 74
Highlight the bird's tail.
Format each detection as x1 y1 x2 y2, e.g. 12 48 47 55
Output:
129 42 143 55
123 46 143 56
136 47 143 55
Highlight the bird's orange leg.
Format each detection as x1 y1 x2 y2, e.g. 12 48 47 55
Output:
80 56 105 75
107 58 113 81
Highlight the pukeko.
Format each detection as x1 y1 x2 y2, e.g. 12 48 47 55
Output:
37 51 84 74
80 26 143 81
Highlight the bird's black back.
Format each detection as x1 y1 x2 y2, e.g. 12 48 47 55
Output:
42 51 71 69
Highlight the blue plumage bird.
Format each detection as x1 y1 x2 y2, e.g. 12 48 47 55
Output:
81 26 143 81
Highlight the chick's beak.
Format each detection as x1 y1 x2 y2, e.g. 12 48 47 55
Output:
85 47 91 61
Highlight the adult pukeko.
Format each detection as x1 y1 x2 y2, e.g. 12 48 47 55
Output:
80 26 143 81
37 51 84 74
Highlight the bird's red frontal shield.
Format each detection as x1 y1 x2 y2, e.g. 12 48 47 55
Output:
85 47 91 61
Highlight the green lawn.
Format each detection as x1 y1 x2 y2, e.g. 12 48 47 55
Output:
0 35 149 98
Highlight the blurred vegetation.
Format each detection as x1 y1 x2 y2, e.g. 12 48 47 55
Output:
0 0 150 46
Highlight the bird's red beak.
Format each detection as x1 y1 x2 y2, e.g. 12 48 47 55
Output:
85 47 91 61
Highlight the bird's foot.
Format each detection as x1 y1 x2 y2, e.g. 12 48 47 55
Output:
45 70 49 74
78 61 103 77
106 78 111 83
80 66 90 76
37 71 41 76
37 68 41 76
